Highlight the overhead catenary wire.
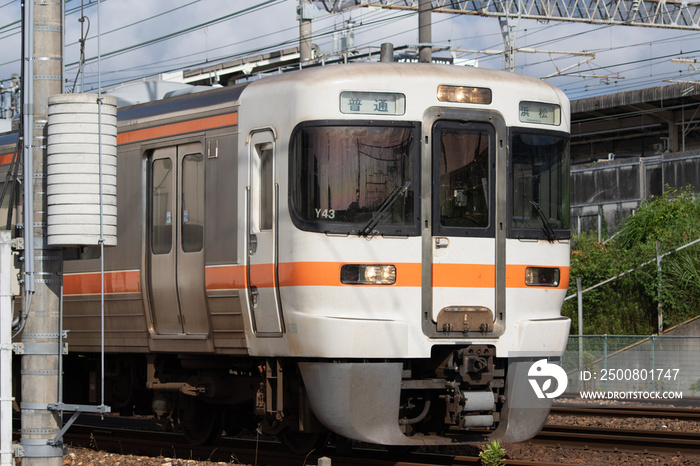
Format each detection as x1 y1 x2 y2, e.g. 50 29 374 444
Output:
1 1 700 99
64 2 414 88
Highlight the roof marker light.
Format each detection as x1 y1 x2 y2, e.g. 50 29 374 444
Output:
437 85 492 105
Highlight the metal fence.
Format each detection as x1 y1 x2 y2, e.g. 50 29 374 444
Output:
563 335 700 397
570 150 700 237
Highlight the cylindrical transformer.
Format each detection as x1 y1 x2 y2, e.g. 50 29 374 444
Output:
46 93 118 247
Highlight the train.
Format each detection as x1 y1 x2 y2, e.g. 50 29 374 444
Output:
0 61 572 451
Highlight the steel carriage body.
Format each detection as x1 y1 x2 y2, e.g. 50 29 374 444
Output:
1 62 572 448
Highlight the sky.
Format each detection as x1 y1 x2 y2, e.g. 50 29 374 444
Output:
1 0 700 101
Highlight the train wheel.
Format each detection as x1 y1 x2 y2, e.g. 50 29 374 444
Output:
278 429 329 455
179 397 224 445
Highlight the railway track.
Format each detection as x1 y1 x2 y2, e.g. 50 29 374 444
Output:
59 423 580 466
539 403 700 455
16 406 700 465
550 404 700 421
535 424 700 455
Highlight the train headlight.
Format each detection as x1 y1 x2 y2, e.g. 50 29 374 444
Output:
340 264 396 285
437 85 492 105
525 267 560 287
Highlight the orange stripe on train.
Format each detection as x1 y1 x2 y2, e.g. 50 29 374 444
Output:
0 153 14 165
64 263 570 295
63 270 141 295
117 113 237 145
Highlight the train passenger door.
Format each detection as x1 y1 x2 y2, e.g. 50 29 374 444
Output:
247 130 284 336
148 143 209 336
429 120 501 335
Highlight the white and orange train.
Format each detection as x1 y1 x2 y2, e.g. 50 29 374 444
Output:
0 62 571 450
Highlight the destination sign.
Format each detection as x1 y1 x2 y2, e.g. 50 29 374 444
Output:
519 101 561 126
340 91 406 116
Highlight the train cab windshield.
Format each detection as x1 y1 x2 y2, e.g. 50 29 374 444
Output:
290 123 420 236
510 131 570 240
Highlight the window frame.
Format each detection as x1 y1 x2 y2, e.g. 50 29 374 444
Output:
288 119 422 236
507 127 571 241
431 120 496 238
181 152 205 253
150 157 174 255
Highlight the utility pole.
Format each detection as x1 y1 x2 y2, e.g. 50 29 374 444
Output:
20 0 63 463
500 16 518 72
418 0 431 63
299 0 313 63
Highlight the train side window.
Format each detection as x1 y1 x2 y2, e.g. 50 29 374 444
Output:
258 144 273 231
510 131 570 239
151 158 173 255
181 153 204 252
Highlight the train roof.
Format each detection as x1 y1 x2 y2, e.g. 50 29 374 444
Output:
243 62 568 101
0 131 17 148
116 81 249 129
4 62 570 143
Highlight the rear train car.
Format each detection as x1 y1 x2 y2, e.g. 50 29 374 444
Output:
2 62 572 449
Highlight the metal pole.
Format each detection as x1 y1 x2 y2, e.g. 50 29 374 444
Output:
651 335 656 392
603 334 608 392
656 241 663 334
418 0 432 63
0 231 13 466
98 0 105 411
20 0 64 463
577 277 583 373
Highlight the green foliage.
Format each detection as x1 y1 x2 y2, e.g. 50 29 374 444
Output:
616 187 700 250
564 187 700 335
690 379 700 396
479 440 506 466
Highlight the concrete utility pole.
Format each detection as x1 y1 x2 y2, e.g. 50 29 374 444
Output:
500 16 518 72
418 0 431 63
20 0 64 464
299 0 313 63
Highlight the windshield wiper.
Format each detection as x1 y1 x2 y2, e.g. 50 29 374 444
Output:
525 194 558 243
360 181 411 237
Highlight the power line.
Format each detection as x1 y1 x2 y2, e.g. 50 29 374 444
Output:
65 0 284 68
2 0 700 98
64 0 202 48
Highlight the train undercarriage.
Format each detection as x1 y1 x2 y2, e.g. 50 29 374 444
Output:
47 343 548 453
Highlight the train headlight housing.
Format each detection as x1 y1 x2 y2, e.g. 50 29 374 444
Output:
341 264 396 285
525 267 560 287
437 85 492 105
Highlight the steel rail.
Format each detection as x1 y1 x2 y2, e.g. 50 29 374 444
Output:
551 404 700 421
536 424 700 455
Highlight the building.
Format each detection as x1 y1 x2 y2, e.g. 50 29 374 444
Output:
570 83 700 235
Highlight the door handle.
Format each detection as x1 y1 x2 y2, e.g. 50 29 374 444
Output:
435 237 449 249
249 234 258 255
250 286 259 307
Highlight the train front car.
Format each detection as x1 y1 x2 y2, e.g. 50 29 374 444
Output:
239 63 571 446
